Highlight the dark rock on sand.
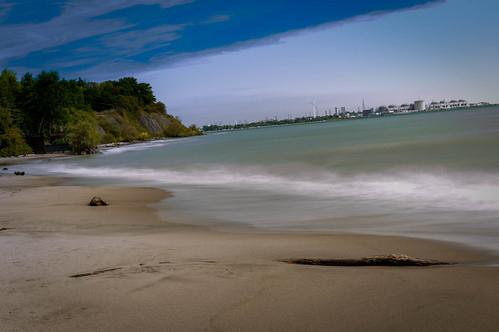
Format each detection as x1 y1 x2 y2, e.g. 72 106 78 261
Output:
88 196 109 206
282 254 452 267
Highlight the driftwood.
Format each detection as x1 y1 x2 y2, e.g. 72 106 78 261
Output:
69 267 122 278
282 254 452 267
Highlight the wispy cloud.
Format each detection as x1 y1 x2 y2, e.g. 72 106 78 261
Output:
202 14 230 24
100 24 184 55
0 0 190 62
0 1 13 20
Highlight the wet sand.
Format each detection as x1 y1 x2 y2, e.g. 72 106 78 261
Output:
1 175 499 332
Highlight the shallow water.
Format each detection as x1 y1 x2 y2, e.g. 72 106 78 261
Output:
20 106 499 252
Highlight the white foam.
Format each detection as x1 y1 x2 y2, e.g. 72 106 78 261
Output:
31 164 499 212
101 139 184 155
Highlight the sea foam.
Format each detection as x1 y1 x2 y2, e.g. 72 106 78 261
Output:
30 163 499 213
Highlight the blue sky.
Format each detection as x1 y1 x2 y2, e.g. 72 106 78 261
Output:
1 0 498 125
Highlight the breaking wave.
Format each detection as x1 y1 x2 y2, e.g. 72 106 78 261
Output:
31 163 499 212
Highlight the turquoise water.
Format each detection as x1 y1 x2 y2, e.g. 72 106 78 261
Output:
20 106 499 252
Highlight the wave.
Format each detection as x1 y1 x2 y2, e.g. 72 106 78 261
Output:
30 164 499 212
100 139 184 155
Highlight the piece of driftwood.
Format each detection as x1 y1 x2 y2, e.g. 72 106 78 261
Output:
69 267 122 278
281 254 452 267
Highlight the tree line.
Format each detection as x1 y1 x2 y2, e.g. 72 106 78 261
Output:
0 69 200 157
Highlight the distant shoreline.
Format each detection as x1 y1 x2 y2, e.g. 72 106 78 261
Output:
203 104 499 133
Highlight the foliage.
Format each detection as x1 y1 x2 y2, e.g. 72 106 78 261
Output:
65 110 100 154
0 106 32 157
137 132 150 141
0 126 33 157
0 68 201 156
0 70 32 156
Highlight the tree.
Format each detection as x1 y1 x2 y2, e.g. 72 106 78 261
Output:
0 106 32 157
65 110 100 154
0 71 32 156
0 69 18 109
0 126 33 157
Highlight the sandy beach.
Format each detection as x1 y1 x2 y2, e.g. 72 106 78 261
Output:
1 175 499 332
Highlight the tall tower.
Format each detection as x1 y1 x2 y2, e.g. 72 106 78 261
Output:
312 100 318 118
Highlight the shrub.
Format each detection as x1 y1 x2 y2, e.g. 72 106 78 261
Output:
0 126 32 157
137 131 150 141
66 111 101 154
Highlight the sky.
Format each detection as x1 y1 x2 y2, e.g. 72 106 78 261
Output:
1 0 498 125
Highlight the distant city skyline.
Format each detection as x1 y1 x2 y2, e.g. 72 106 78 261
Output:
1 0 498 125
204 97 491 127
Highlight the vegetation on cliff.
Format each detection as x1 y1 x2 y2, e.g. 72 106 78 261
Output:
0 69 200 156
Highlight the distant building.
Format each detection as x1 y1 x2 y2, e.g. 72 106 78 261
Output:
399 104 410 112
428 101 450 110
414 100 425 111
362 108 374 117
376 106 388 114
428 99 469 110
387 104 398 113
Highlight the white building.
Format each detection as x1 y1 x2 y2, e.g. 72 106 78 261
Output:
428 99 469 110
414 100 425 111
387 104 398 113
399 104 410 112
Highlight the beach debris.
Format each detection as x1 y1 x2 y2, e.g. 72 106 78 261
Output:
0 227 13 232
2 167 7 171
88 196 109 206
69 267 122 278
14 171 25 176
281 254 452 267
138 265 160 273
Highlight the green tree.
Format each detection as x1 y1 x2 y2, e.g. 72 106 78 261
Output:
66 110 100 154
0 70 32 156
0 106 32 157
0 69 18 109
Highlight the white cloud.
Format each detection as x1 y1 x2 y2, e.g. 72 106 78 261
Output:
100 24 184 54
202 14 230 24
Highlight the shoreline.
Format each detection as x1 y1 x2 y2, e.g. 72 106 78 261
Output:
0 152 74 166
0 137 191 167
4 170 496 262
2 174 499 331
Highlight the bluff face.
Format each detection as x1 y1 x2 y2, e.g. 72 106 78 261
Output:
97 108 199 143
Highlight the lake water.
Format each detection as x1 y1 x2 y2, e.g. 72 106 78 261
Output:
21 106 499 253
